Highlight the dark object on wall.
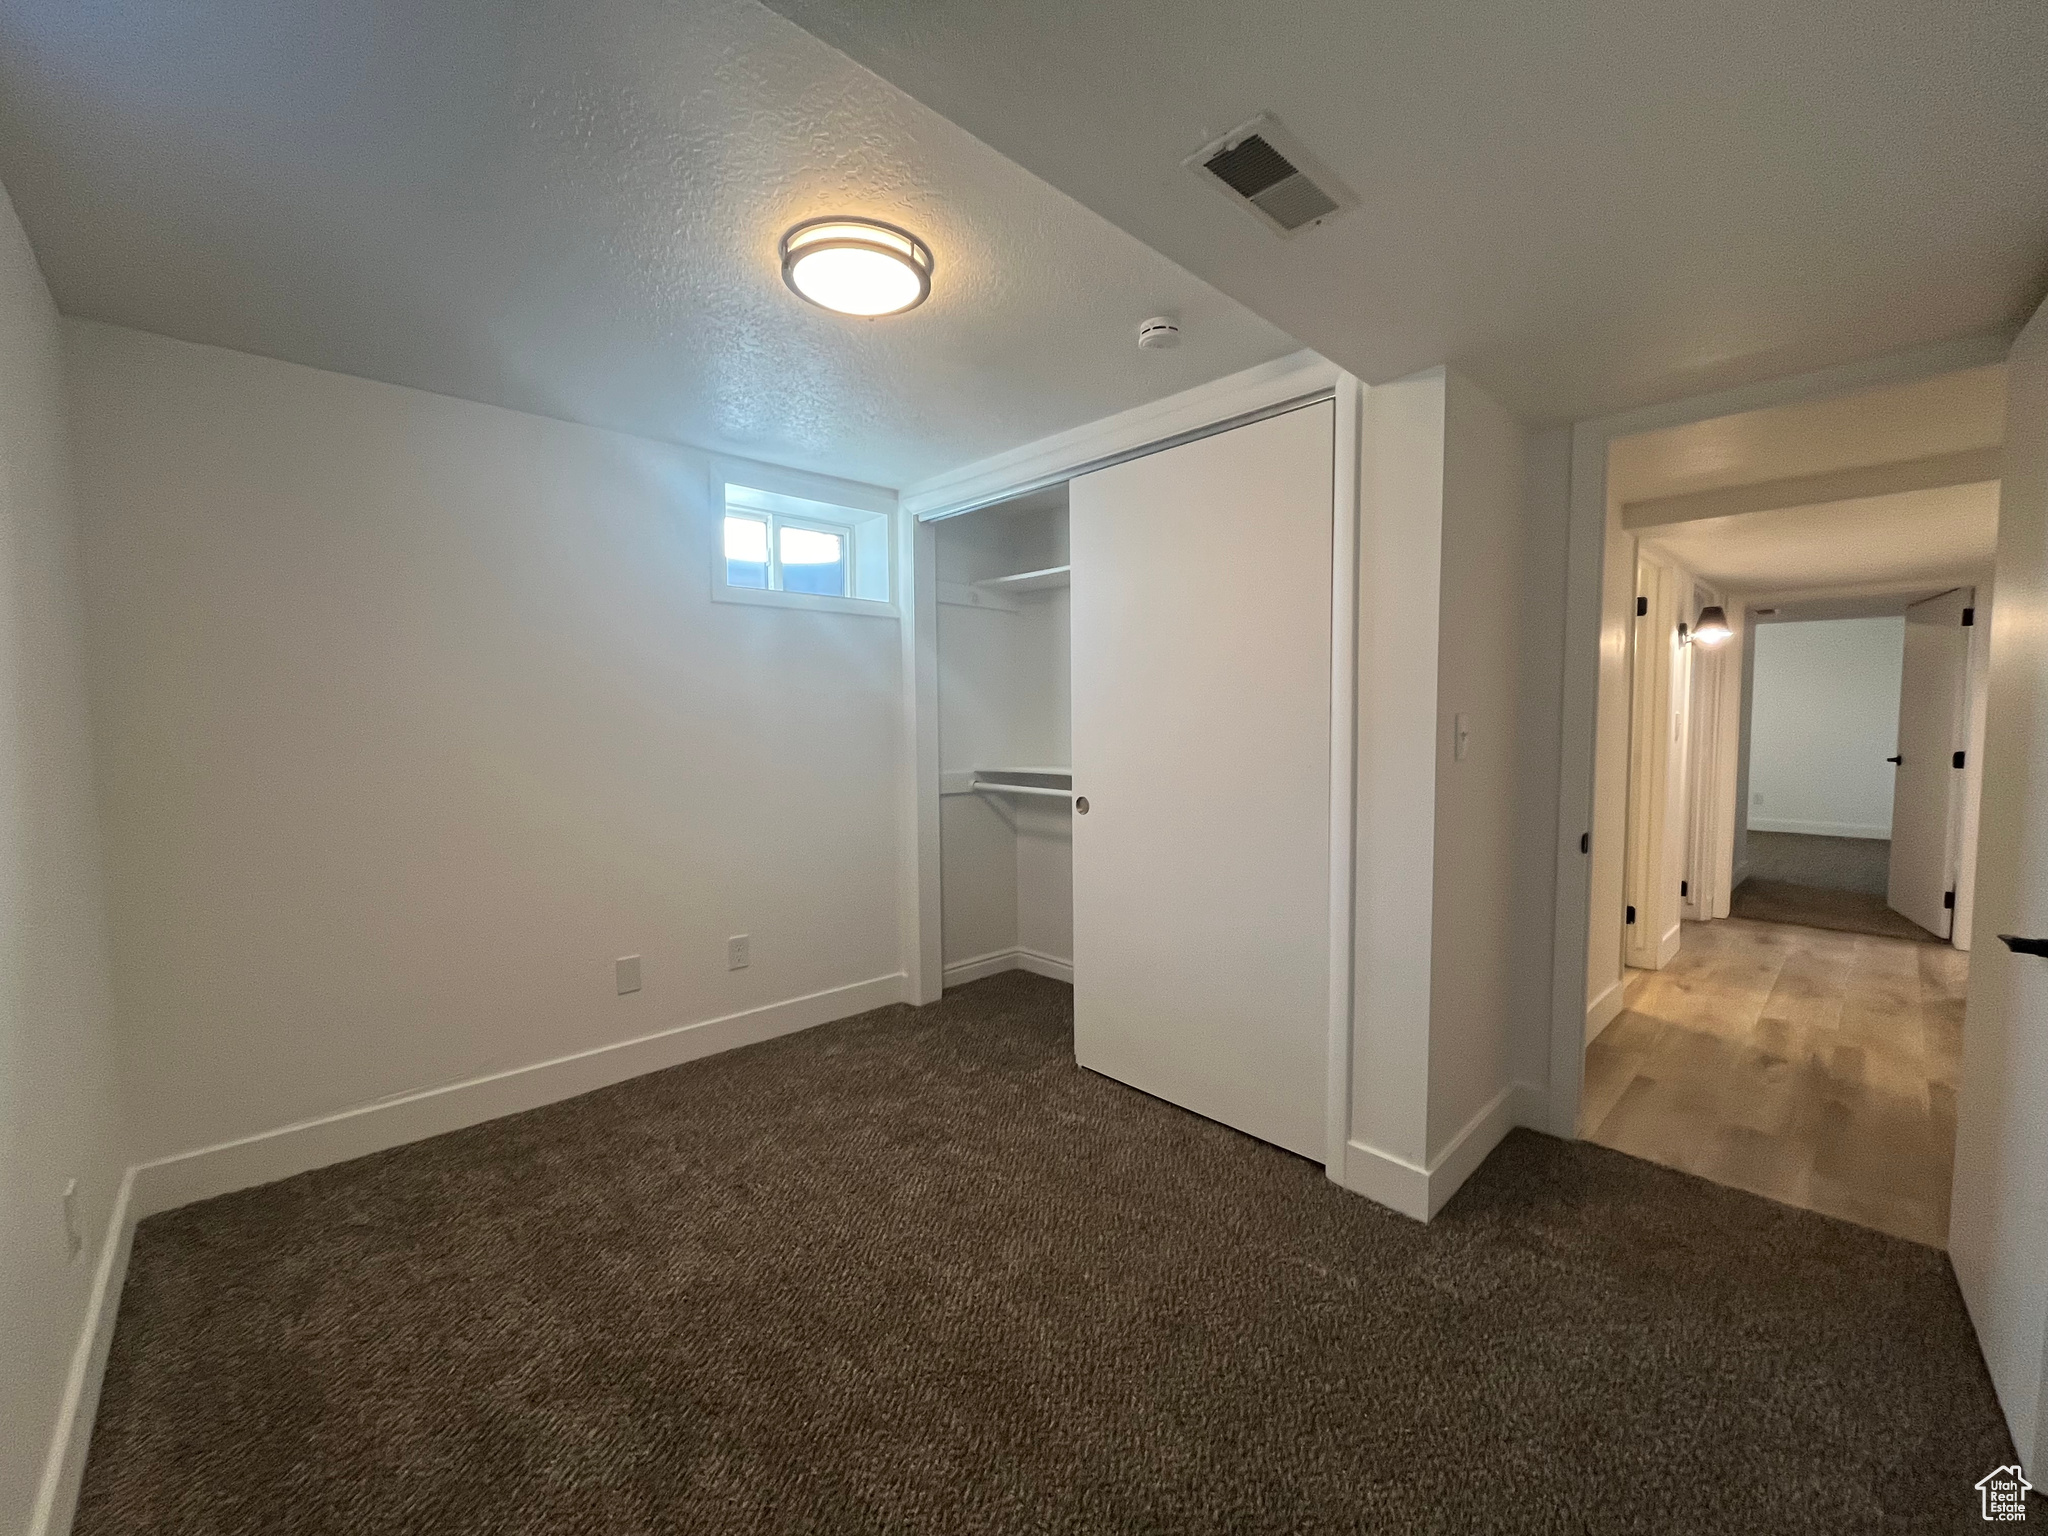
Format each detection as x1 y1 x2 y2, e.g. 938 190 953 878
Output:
1999 934 2048 958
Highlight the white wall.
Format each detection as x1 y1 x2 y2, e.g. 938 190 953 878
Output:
1427 372 1529 1159
1347 366 1539 1216
1747 617 1904 838
68 321 907 1167
0 190 126 1535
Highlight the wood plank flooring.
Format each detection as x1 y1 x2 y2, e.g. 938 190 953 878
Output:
1582 916 1966 1247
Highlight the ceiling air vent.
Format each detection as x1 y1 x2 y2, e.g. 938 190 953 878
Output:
1187 114 1354 236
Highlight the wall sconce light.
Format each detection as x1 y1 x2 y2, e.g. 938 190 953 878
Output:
1692 605 1733 646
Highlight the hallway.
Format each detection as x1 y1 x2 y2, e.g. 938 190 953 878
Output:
1582 917 1965 1247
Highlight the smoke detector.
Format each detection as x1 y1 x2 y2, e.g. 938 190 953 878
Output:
1186 113 1355 237
1137 317 1181 350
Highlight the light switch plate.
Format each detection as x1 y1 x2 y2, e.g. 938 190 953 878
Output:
615 955 642 995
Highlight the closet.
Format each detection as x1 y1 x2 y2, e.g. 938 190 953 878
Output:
936 486 1074 985
932 400 1336 1163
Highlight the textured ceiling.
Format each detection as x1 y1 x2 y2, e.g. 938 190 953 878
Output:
0 0 1298 488
760 0 2048 425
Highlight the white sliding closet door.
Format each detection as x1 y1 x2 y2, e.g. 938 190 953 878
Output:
1069 401 1334 1160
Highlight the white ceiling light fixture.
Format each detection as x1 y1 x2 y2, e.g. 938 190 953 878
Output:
780 217 934 317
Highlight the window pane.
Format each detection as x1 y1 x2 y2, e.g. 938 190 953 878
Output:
724 515 769 589
779 525 846 597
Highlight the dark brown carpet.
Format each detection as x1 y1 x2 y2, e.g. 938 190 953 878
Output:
1732 876 1942 943
79 971 2025 1534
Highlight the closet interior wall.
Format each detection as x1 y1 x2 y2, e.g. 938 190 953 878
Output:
935 491 1073 982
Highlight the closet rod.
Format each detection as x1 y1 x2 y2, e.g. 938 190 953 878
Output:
972 781 1074 800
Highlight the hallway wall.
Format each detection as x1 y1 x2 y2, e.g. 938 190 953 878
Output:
1747 617 1903 839
0 183 125 1536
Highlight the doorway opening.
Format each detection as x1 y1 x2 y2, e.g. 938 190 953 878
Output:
1577 361 2005 1246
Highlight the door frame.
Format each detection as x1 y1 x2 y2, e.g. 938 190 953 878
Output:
1544 332 2013 1137
896 350 1362 1176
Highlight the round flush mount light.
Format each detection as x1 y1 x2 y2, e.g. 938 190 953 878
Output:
780 217 934 317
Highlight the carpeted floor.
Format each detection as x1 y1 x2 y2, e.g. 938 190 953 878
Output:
1732 876 1941 942
78 971 2025 1534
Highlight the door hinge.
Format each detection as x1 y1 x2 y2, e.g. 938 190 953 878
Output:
1636 596 1649 617
1953 750 1966 770
1944 890 1956 910
1680 880 1688 898
1962 607 1975 627
1626 905 1637 925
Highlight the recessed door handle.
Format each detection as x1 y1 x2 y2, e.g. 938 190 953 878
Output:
1999 935 2048 958
1887 755 1902 764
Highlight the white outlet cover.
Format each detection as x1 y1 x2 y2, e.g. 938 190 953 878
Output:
727 935 750 970
615 955 642 995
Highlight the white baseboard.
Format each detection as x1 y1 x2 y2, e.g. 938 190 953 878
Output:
1013 948 1074 984
1585 977 1626 1042
942 946 1073 988
130 971 909 1218
28 1168 136 1536
1342 1081 1543 1222
1747 818 1889 839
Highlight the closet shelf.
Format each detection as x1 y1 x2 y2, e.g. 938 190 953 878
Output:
972 781 1073 800
972 564 1070 595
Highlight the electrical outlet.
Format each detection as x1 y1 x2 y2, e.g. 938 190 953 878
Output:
62 1179 82 1263
1753 791 1764 807
615 956 642 995
727 934 750 971
1453 712 1470 762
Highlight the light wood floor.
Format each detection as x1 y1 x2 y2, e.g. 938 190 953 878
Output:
1582 917 1967 1247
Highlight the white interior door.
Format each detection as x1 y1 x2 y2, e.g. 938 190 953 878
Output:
1887 587 1971 937
1950 295 2048 1477
1069 402 1333 1160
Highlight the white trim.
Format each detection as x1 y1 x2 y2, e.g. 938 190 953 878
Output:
901 350 1341 521
1014 948 1075 984
1341 1081 1543 1222
705 455 896 518
941 946 1074 988
712 469 901 617
27 1169 136 1536
129 972 908 1218
1747 817 1891 839
1585 976 1626 1043
708 583 898 618
1546 330 2014 1140
901 515 942 1005
1325 374 1362 1181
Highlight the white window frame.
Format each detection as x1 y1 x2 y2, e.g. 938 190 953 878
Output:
772 514 855 599
712 471 898 618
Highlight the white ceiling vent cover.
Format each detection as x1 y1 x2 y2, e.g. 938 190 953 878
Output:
1186 114 1355 236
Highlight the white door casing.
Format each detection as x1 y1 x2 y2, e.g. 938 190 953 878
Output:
1888 587 1972 938
1068 401 1334 1161
1624 556 1689 969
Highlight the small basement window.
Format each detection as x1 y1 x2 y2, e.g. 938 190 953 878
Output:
715 483 894 615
